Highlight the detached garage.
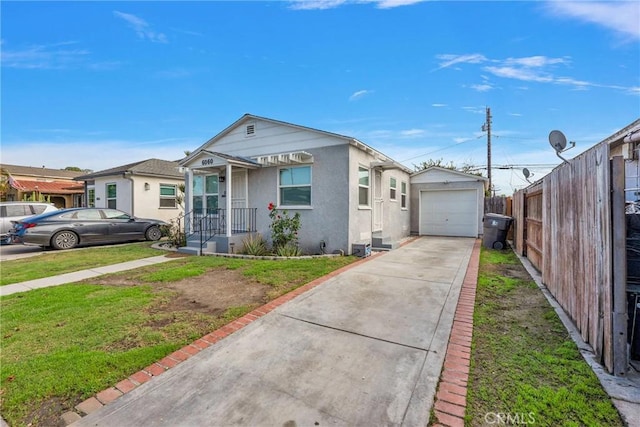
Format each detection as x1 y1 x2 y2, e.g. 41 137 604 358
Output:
410 167 488 237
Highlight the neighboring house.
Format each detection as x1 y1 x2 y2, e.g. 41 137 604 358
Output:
605 118 640 201
0 164 85 208
178 114 413 255
410 167 488 237
75 159 184 223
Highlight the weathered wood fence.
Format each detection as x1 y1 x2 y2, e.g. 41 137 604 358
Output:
513 144 627 375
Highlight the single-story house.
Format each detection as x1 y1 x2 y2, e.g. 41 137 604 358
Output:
606 118 640 201
178 114 413 255
410 167 488 237
0 164 85 208
75 159 184 223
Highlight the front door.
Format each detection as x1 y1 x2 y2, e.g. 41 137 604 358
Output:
373 169 383 231
231 170 247 231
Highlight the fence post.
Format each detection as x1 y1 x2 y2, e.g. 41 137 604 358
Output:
611 156 627 376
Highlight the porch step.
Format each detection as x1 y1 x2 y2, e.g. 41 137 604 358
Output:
178 240 217 255
371 236 398 251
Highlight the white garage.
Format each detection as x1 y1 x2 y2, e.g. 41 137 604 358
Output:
409 167 488 238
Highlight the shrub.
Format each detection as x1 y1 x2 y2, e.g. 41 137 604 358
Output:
241 234 269 256
275 243 303 257
268 202 301 251
162 220 186 248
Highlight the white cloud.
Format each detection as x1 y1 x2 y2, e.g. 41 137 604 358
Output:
431 103 447 107
1 41 90 69
435 53 487 70
400 129 425 137
349 89 373 101
288 0 424 10
470 84 494 92
113 11 168 43
545 1 640 41
503 55 570 68
484 66 554 83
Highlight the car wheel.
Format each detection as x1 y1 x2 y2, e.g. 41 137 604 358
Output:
51 231 79 250
145 226 162 241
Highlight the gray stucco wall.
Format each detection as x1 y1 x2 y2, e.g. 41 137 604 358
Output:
247 144 351 255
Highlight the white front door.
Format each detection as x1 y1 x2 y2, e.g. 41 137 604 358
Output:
373 169 383 231
231 170 248 231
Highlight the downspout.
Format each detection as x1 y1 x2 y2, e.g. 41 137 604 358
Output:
123 172 135 216
623 129 640 144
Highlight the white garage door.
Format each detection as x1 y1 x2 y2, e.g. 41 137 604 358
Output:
419 189 478 237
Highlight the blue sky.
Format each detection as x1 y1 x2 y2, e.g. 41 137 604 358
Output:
2 0 639 195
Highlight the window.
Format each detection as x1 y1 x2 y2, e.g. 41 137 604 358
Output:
279 166 311 206
160 184 177 208
106 183 117 209
390 177 397 200
358 166 370 206
193 175 218 215
401 181 407 209
87 188 95 208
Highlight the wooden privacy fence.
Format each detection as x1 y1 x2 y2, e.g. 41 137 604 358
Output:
513 143 626 375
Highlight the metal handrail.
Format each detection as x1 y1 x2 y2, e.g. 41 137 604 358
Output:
176 208 258 255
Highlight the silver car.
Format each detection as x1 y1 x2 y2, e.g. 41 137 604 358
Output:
0 202 58 244
12 208 166 250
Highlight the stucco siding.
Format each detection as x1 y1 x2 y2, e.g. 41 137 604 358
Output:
130 176 184 222
92 177 131 214
246 144 351 255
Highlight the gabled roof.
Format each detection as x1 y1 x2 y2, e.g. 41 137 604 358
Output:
411 166 488 181
0 164 84 179
75 159 183 181
179 113 406 169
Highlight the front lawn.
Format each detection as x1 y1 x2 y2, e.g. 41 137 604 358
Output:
0 242 163 286
0 254 357 426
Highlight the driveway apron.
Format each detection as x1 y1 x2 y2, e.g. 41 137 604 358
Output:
73 236 476 427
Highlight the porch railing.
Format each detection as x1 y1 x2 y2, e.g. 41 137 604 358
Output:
175 208 257 254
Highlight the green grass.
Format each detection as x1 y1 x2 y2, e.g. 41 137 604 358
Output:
465 248 623 426
0 254 357 426
0 242 162 286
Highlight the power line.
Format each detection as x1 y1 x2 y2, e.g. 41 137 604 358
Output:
399 135 484 163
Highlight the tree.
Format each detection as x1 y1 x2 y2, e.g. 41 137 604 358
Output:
64 166 83 172
413 158 484 177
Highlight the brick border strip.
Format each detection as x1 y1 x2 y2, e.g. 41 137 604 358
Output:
66 246 401 423
431 239 481 427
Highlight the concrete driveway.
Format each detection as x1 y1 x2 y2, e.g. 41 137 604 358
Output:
74 236 476 427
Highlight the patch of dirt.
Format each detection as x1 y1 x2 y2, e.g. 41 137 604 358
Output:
89 268 271 316
23 396 78 427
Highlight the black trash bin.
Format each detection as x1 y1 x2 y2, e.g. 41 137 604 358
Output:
482 213 513 250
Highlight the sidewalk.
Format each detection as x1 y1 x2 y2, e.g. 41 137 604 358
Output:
0 255 175 297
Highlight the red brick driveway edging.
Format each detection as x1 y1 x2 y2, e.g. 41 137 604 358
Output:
431 238 481 427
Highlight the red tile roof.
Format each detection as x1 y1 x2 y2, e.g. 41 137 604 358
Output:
10 179 84 194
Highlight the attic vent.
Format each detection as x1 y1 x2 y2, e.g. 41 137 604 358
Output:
245 123 256 137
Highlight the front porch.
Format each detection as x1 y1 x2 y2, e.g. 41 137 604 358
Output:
177 207 258 255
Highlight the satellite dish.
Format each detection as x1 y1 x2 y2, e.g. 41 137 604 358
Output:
549 130 567 152
523 168 530 179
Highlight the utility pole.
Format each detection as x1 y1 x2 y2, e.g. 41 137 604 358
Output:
482 107 492 195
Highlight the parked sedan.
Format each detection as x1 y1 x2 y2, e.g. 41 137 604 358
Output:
11 208 167 250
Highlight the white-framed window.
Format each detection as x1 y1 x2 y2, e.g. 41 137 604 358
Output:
106 183 117 209
279 165 311 206
193 174 219 214
390 177 397 201
87 188 95 207
159 184 177 208
401 181 407 209
358 166 370 206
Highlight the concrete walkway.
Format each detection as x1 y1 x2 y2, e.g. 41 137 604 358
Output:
0 255 175 297
70 236 476 427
